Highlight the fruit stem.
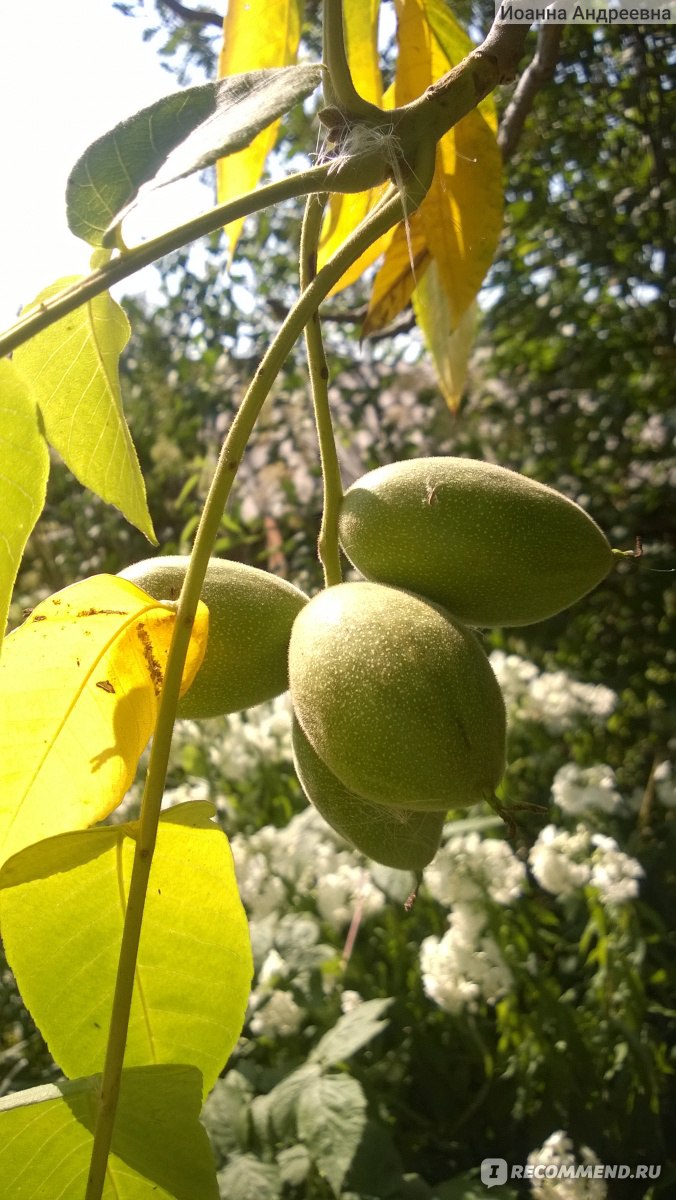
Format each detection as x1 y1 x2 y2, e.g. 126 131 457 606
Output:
84 184 410 1200
300 192 344 588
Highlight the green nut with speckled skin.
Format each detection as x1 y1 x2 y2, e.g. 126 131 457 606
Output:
338 457 614 627
289 581 506 813
292 716 444 869
119 556 308 719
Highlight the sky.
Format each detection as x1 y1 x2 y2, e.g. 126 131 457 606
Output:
0 0 216 329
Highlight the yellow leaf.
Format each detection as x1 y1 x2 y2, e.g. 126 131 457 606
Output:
361 0 502 332
217 0 302 261
363 212 430 335
0 575 208 869
419 115 503 327
413 268 477 410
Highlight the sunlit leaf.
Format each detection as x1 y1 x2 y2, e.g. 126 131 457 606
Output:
66 68 319 246
0 802 252 1097
0 574 208 869
13 282 155 541
0 361 49 644
0 1065 219 1200
362 212 430 334
217 0 303 261
413 270 477 410
350 1 502 344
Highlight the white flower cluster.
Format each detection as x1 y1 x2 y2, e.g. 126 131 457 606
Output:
528 1130 606 1199
420 907 513 1015
489 652 617 734
530 824 643 906
551 763 623 818
419 831 524 1015
204 693 294 786
230 807 390 1038
654 760 676 809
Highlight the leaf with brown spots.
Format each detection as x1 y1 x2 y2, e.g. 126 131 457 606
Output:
0 574 208 869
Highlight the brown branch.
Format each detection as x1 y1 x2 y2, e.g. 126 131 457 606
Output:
158 0 223 29
498 26 563 162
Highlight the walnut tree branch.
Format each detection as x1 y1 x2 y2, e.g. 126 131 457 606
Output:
498 26 563 162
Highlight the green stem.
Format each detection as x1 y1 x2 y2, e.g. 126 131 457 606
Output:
0 164 332 359
299 193 343 588
84 183 408 1200
322 0 382 120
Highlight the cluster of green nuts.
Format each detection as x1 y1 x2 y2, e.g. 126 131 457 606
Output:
122 457 614 872
289 457 614 870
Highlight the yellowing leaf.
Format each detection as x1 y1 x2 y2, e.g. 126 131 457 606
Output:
0 574 208 869
0 361 50 645
0 802 252 1098
413 269 477 410
361 0 502 338
363 212 430 335
217 0 302 260
13 281 156 542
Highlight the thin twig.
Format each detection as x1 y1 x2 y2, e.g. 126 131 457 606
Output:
498 26 563 162
159 0 223 30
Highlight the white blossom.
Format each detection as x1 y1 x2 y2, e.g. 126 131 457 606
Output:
529 825 592 897
489 652 616 733
528 1130 606 1199
590 834 643 906
249 989 304 1038
316 863 386 930
341 990 364 1014
425 831 526 908
420 905 512 1014
529 825 643 908
552 763 623 817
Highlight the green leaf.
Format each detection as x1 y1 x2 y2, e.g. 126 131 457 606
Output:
266 1063 322 1140
277 1144 312 1189
202 1071 254 1161
0 361 49 642
217 1154 282 1200
309 997 393 1068
13 282 155 541
0 802 252 1098
0 1064 219 1199
66 67 321 246
297 1074 367 1197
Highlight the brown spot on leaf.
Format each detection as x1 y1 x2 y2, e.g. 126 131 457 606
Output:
136 621 164 695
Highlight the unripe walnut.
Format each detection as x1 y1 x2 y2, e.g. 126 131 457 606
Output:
289 582 506 812
339 457 614 627
119 556 308 718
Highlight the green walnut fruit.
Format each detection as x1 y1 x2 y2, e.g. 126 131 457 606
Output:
292 716 444 870
289 581 506 812
338 457 614 627
119 556 308 719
